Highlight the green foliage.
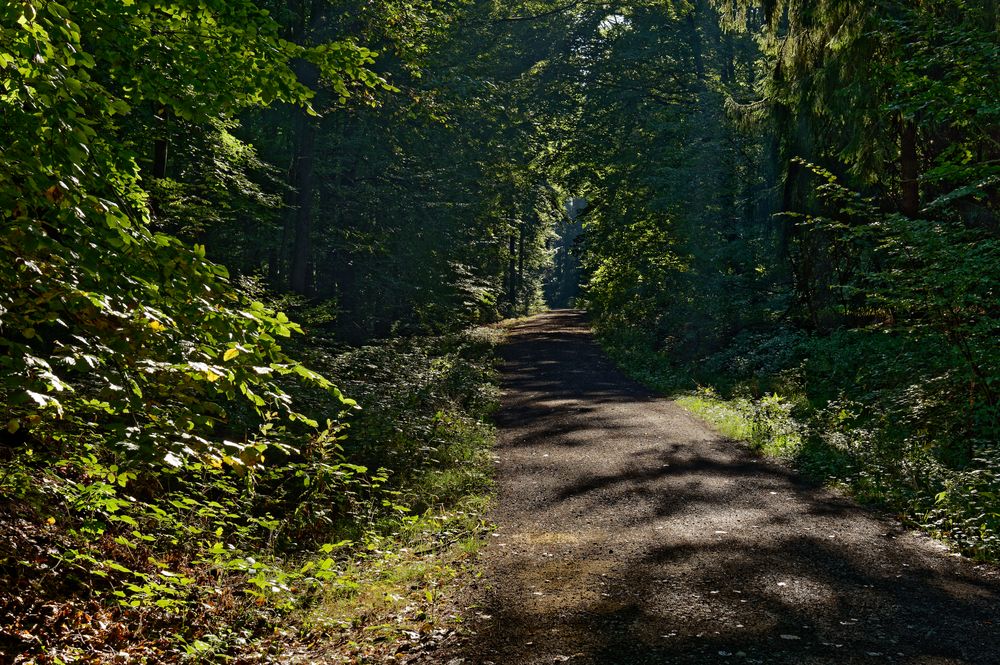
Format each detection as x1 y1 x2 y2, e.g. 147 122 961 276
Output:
0 0 506 659
0 0 381 469
1 323 500 660
576 0 998 558
225 0 557 333
311 327 502 510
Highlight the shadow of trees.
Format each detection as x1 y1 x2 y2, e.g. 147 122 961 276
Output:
451 311 1000 665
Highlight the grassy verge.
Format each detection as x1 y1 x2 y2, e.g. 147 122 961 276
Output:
281 326 506 663
287 507 488 663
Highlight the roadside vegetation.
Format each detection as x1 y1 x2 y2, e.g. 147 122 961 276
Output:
1 320 502 662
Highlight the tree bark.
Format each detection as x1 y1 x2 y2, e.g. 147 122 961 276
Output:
152 139 168 180
287 55 321 296
722 32 735 86
687 12 705 83
517 223 526 313
289 111 318 295
508 232 517 311
900 118 920 217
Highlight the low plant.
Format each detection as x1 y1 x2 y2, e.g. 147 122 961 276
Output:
0 324 501 662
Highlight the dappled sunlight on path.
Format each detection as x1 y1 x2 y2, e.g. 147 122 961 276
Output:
427 311 1000 665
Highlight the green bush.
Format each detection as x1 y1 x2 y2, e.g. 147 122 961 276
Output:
0 323 501 661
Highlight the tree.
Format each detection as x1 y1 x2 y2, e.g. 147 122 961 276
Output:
0 0 379 466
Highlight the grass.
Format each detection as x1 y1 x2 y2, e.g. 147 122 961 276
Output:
291 506 490 663
676 391 804 460
675 393 752 443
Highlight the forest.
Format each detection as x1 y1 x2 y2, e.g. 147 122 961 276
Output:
1 0 997 661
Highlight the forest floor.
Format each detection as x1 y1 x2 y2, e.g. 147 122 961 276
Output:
420 310 1000 665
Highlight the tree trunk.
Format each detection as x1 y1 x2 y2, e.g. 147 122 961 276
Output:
508 232 517 311
779 145 802 259
289 112 318 295
288 57 321 296
722 32 735 86
147 108 169 218
687 12 705 83
152 139 168 180
900 118 920 217
517 223 526 313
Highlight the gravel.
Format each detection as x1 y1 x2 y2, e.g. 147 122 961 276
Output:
425 311 1000 665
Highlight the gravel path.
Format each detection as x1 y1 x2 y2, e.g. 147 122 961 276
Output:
437 310 1000 665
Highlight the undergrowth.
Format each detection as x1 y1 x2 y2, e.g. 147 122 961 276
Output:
598 324 1000 562
0 325 503 663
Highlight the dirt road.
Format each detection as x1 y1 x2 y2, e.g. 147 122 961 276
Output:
435 311 1000 665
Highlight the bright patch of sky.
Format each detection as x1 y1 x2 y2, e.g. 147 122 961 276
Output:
598 13 631 35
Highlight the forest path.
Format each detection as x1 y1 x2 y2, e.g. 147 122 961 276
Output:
434 310 1000 665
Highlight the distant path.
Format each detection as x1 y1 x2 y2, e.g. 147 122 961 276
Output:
436 311 1000 664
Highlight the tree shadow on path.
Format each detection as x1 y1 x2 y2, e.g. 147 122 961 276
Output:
433 311 1000 665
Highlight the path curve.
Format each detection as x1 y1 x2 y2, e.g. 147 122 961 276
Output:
439 311 1000 664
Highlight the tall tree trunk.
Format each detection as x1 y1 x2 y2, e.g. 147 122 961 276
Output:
722 32 735 86
268 232 282 286
517 223 526 313
281 0 324 293
152 139 168 180
508 232 517 311
687 12 705 83
148 108 169 218
900 118 920 217
779 156 801 259
289 112 318 295
288 56 321 295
